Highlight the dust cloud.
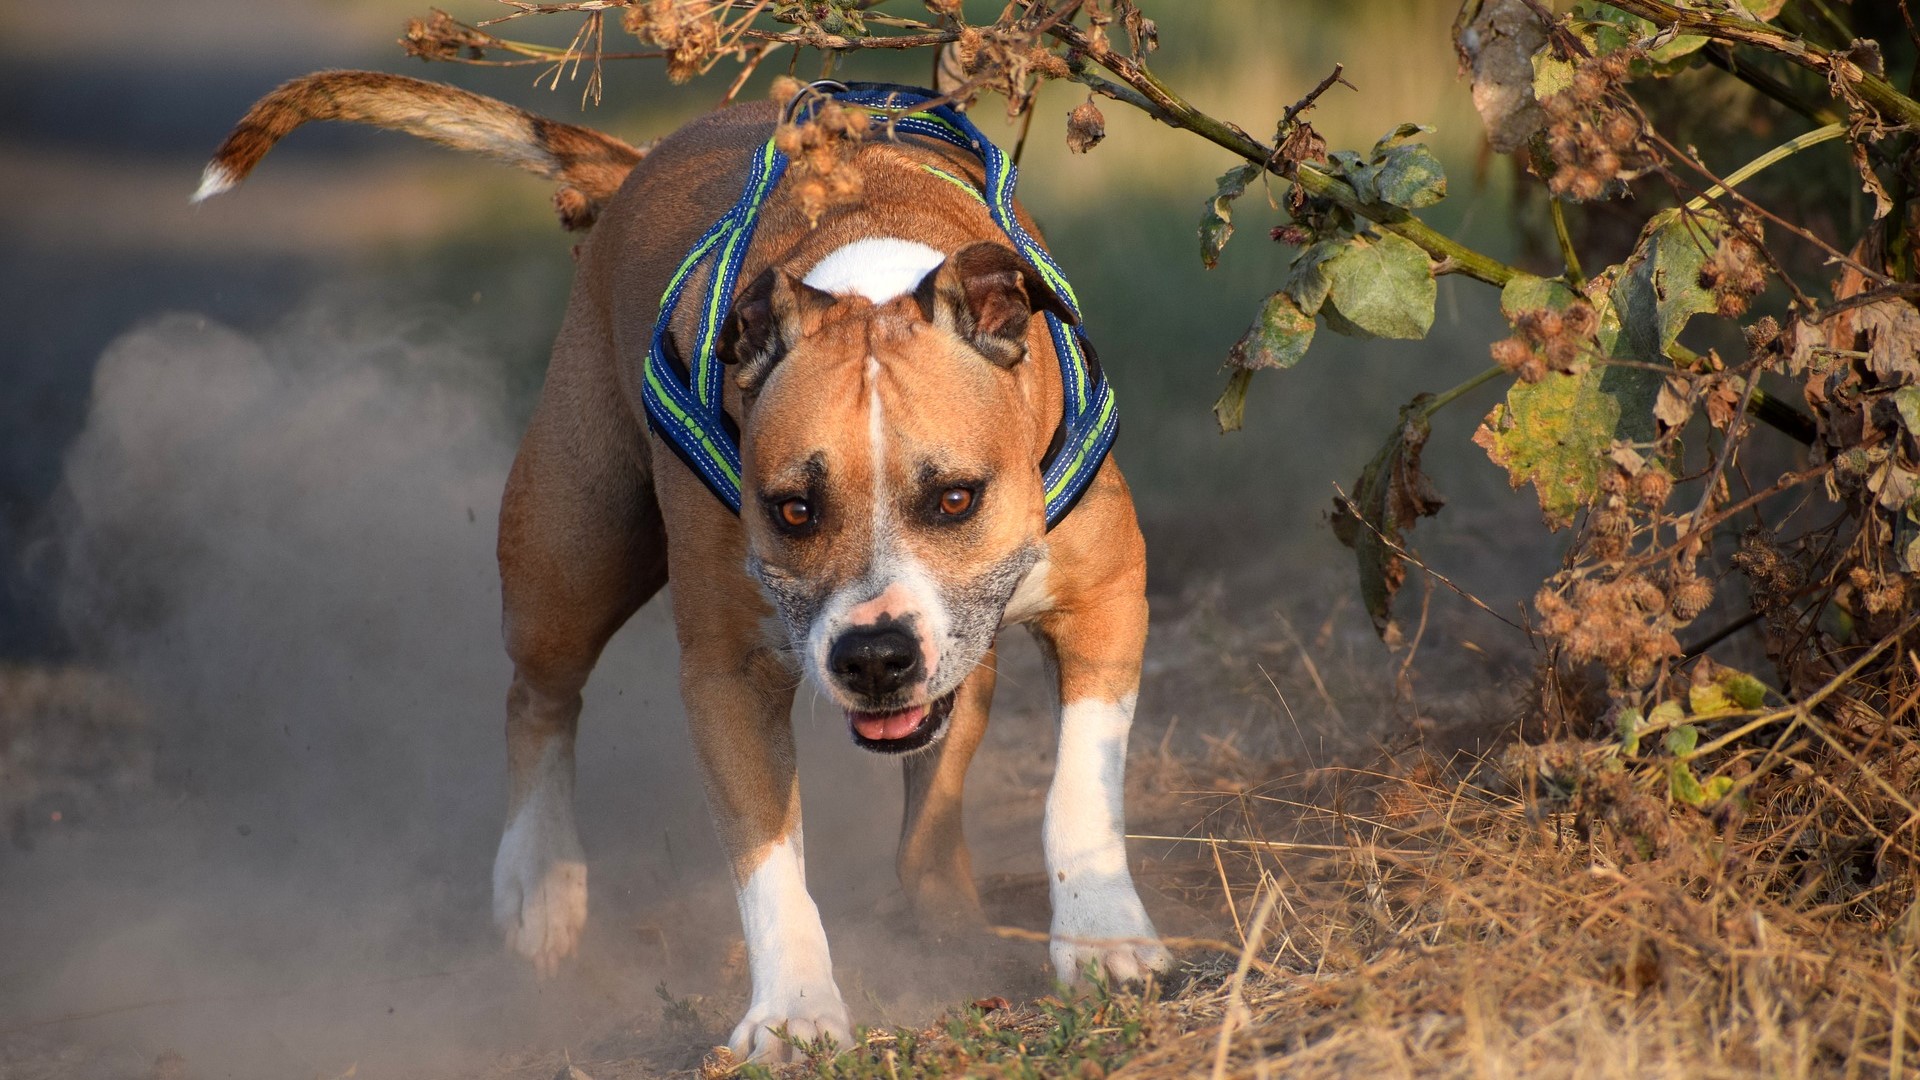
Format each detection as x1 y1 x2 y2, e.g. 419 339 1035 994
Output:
0 287 892 1078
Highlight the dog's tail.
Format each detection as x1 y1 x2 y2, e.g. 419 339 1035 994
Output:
193 70 645 230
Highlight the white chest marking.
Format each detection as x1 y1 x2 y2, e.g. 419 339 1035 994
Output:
1001 559 1055 626
803 238 946 303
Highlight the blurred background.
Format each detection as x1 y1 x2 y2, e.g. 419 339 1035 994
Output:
0 2 1561 1076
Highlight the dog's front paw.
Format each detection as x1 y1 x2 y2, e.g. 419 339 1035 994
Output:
492 808 587 976
1049 883 1172 986
728 990 853 1062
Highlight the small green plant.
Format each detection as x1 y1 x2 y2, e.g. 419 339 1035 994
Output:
734 976 1153 1080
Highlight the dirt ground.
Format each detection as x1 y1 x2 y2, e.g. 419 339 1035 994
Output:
0 551 1497 1080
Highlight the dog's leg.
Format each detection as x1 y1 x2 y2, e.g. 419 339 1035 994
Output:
896 646 995 932
494 305 666 976
1034 586 1172 986
673 624 852 1062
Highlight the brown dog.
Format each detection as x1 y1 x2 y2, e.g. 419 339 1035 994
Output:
200 72 1170 1059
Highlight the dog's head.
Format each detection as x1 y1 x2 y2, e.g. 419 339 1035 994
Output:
723 239 1070 753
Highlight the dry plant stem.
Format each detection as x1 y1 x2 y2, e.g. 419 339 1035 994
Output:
1330 480 1527 635
737 27 959 49
1702 44 1848 129
1689 612 1920 760
1211 885 1281 1080
1607 0 1920 128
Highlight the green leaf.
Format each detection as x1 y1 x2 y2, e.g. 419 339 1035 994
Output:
1341 126 1447 211
1570 2 1706 75
1532 50 1575 100
1617 708 1644 756
1724 672 1767 710
1323 149 1366 177
1690 666 1768 715
1227 290 1317 372
1895 386 1920 437
1703 775 1735 804
1473 368 1631 528
1668 761 1707 806
1611 208 1726 366
1281 240 1346 315
1371 123 1432 156
1320 232 1436 340
1214 368 1254 434
1663 724 1699 757
1333 399 1446 639
1500 273 1579 317
1476 269 1657 526
1199 162 1263 270
1649 699 1685 729
1361 144 1449 210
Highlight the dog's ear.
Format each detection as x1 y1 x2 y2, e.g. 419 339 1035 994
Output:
721 267 839 393
913 242 1076 368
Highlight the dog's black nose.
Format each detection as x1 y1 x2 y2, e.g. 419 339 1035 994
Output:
829 623 923 698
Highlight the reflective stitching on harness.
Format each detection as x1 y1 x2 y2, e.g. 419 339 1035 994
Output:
640 82 1117 530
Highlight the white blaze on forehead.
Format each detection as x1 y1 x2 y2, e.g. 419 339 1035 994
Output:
804 237 946 302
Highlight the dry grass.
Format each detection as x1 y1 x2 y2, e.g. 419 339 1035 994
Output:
733 703 1920 1078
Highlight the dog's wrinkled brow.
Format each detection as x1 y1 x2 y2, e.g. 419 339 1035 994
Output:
764 451 827 496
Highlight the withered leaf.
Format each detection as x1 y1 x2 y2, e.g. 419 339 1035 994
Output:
1475 359 1661 529
1653 375 1693 437
1335 399 1445 639
1065 100 1106 154
1213 368 1254 434
1853 296 1920 383
1199 162 1263 270
1228 290 1317 373
1704 375 1743 430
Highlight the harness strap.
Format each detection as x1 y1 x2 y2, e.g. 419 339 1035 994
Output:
640 82 1118 529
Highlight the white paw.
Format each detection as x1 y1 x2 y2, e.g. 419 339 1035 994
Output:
492 805 587 977
1050 887 1172 986
727 990 853 1062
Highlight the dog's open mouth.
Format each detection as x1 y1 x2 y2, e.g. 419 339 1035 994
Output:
848 689 957 754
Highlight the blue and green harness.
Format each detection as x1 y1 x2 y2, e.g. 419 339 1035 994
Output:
640 83 1118 530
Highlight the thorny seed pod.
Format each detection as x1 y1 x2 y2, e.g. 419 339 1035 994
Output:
1491 335 1535 373
1634 468 1673 508
1535 587 1578 637
1563 301 1599 340
1669 572 1714 620
1588 532 1629 561
1545 336 1583 372
1029 47 1071 80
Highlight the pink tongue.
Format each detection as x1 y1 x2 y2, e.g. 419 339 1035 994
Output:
850 704 929 741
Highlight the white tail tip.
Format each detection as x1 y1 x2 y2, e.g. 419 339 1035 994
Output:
190 162 236 204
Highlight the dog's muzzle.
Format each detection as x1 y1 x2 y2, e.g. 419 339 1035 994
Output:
828 620 922 700
847 688 957 755
827 617 953 753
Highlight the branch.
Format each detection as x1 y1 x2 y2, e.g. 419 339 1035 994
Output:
1605 0 1920 129
1056 28 1520 288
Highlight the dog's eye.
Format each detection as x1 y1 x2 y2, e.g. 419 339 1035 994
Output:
937 487 975 517
777 498 813 529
